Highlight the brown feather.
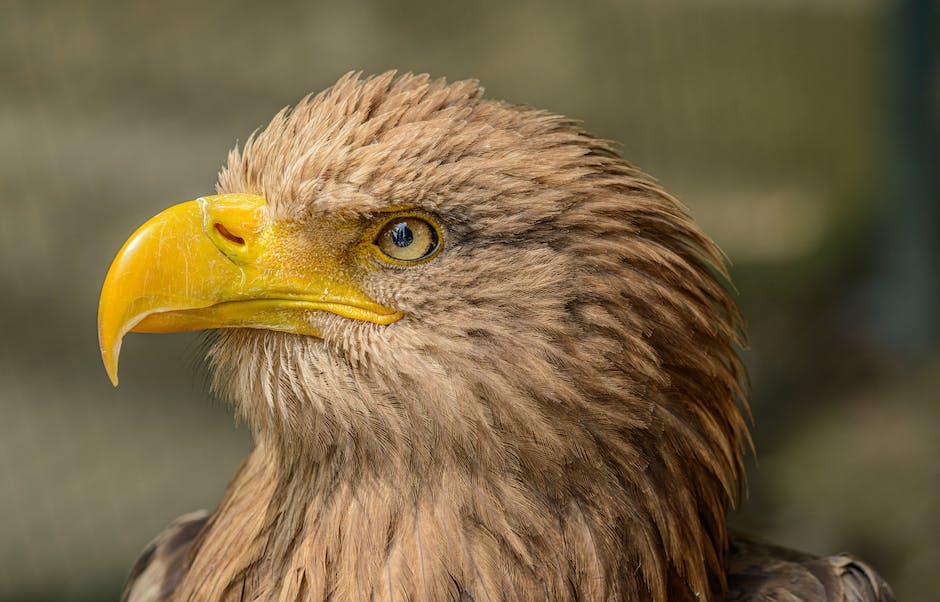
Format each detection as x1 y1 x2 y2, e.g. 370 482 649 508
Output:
121 71 890 601
726 533 895 601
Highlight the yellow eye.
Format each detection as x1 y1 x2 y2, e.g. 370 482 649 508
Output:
374 217 441 263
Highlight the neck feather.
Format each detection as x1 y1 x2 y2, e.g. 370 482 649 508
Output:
171 428 725 601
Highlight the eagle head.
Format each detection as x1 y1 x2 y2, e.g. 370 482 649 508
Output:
100 72 749 600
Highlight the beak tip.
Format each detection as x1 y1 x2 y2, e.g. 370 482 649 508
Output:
100 335 121 388
107 370 120 388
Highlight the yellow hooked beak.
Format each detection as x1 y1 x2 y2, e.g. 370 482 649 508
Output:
98 193 402 386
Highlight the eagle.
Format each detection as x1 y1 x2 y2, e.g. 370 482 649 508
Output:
98 72 893 601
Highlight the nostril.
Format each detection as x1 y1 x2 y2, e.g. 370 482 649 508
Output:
214 223 245 245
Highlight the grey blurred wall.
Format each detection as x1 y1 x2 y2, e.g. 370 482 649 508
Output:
1 1 936 599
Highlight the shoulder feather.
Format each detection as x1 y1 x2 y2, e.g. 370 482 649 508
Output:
726 533 895 602
121 510 209 602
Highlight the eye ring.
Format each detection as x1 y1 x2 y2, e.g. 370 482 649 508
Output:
372 215 442 264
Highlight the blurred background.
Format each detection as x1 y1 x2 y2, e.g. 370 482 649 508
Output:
1 0 937 599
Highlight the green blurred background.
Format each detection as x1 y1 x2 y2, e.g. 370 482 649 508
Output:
1 0 937 599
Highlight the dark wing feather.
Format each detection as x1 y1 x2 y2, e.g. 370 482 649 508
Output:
726 533 895 602
121 510 209 602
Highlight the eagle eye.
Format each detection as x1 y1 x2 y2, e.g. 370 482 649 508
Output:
374 216 441 263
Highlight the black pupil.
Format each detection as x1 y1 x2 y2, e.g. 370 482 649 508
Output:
391 222 414 247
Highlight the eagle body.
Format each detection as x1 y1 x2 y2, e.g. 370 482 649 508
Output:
104 73 893 601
